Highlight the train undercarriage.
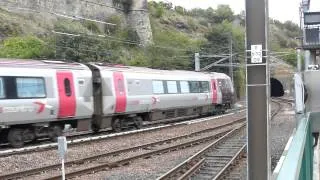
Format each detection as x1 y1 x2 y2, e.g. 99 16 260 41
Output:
0 103 232 148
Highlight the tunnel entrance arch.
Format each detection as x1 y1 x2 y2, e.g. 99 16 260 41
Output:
270 77 284 97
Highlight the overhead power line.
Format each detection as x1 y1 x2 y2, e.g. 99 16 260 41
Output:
52 30 143 46
52 30 198 52
51 12 116 26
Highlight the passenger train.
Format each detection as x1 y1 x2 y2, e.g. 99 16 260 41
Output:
0 59 235 147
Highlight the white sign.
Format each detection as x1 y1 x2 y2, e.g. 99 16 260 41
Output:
58 136 67 180
251 44 263 63
58 136 67 159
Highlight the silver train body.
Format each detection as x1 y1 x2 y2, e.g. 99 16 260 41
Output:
0 60 235 147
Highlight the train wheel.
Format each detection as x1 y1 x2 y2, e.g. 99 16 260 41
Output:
48 125 63 142
134 117 143 129
23 128 35 142
112 118 122 132
8 128 25 148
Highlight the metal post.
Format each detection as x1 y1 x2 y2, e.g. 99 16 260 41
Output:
195 53 200 72
246 0 270 179
229 34 234 82
297 48 302 72
310 50 316 65
305 50 310 70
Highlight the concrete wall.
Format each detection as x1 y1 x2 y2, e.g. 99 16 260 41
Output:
127 0 153 45
1 0 153 46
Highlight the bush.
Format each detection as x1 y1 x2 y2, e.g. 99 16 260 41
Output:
234 67 245 99
155 5 165 18
175 6 185 15
187 17 198 31
0 36 52 59
54 19 88 34
83 21 101 34
105 15 122 34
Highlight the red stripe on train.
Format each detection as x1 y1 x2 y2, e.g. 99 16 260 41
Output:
56 71 76 118
113 72 127 113
211 80 218 104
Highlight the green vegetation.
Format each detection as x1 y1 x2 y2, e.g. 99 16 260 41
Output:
0 36 53 59
0 2 300 99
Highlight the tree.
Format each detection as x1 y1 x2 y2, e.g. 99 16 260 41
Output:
0 36 53 59
213 5 234 23
175 6 186 15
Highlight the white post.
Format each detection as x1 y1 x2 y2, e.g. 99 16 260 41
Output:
58 136 67 180
195 53 200 71
61 158 65 180
297 49 301 72
305 50 311 70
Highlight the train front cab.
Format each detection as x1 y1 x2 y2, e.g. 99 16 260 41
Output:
0 60 94 147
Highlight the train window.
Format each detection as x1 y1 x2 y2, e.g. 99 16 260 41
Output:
152 81 164 94
167 81 178 94
201 82 210 93
0 78 4 98
16 77 46 98
189 81 201 93
180 81 190 93
64 78 72 97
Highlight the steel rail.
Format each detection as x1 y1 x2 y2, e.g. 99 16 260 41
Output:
212 145 247 180
157 124 246 180
44 126 244 180
0 109 245 157
0 118 245 180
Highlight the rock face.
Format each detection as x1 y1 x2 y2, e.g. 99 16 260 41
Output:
127 0 153 45
0 0 153 46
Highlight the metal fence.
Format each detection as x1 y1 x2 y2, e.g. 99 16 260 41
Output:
274 113 313 180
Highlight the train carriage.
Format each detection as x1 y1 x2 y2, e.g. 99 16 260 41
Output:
88 63 233 132
0 59 94 147
0 59 235 147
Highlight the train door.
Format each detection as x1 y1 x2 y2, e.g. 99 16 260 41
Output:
56 71 76 118
113 72 127 113
211 80 218 104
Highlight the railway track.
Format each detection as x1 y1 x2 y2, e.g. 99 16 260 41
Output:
215 154 247 180
157 124 246 180
271 97 293 120
271 99 283 120
0 118 246 180
0 109 246 157
154 97 292 180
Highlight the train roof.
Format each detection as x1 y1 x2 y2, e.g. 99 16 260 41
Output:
0 59 88 70
89 62 229 78
0 59 231 79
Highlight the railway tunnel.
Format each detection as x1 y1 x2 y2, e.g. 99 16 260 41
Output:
270 77 284 97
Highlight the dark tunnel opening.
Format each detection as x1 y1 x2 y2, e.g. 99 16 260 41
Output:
270 78 284 97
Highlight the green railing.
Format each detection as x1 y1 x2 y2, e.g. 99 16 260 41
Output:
275 113 313 180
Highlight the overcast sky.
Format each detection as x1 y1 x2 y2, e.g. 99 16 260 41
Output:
151 0 320 24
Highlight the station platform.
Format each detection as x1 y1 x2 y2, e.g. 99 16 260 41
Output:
314 143 319 180
273 113 320 180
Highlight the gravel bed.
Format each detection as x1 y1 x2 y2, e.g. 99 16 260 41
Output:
74 141 214 180
21 126 239 180
224 158 247 180
270 99 295 171
0 111 245 175
68 99 292 180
